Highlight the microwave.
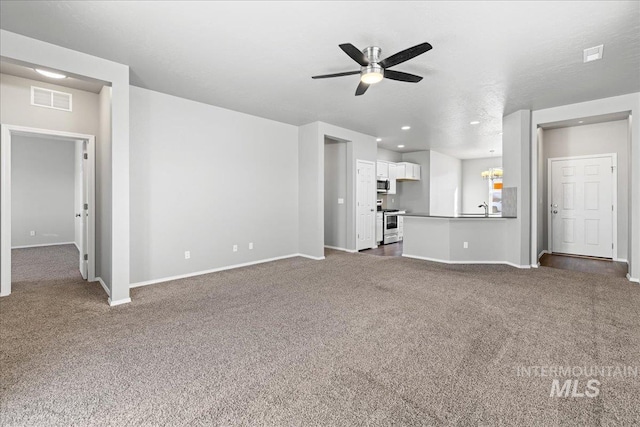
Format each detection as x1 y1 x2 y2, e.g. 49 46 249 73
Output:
377 179 390 193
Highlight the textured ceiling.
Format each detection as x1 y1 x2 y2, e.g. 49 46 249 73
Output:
1 1 638 159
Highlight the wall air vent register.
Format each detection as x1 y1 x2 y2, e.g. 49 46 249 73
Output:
30 86 72 111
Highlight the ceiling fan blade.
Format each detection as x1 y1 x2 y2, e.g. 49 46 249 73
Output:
355 81 369 96
339 43 369 66
379 42 432 69
384 69 423 83
312 70 360 79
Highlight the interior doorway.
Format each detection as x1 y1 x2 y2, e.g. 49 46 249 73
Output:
548 154 617 258
324 137 348 252
0 125 96 296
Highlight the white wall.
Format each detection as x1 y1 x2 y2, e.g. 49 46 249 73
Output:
324 139 347 249
541 120 629 260
97 86 112 289
503 109 531 268
429 150 462 216
461 156 503 213
377 147 402 163
129 86 299 284
0 73 99 135
399 151 430 214
11 135 75 247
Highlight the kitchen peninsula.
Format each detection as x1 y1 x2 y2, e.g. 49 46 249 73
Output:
400 213 519 267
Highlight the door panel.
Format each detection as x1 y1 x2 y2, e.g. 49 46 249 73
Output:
551 156 613 258
356 161 375 250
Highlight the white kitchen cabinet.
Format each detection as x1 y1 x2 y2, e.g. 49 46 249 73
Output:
388 163 397 194
376 161 389 179
398 215 404 240
396 162 421 181
376 212 383 243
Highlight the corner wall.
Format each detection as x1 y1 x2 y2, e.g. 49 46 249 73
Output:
129 86 299 284
503 110 531 268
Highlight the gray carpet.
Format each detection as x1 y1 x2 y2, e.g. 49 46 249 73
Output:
1 246 639 426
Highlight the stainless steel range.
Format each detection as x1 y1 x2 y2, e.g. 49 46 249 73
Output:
383 209 405 244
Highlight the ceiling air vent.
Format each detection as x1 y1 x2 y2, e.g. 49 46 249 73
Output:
30 86 72 111
583 44 604 63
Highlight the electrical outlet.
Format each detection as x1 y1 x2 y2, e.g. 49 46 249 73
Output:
249 242 253 250
30 230 36 236
184 251 191 259
463 242 468 249
233 245 238 252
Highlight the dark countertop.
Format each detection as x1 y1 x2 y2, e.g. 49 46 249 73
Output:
400 213 517 219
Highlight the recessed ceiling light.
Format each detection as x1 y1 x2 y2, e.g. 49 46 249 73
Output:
376 138 382 142
35 69 67 79
470 121 480 125
397 145 405 148
499 132 503 135
583 44 604 63
401 126 411 130
578 120 584 124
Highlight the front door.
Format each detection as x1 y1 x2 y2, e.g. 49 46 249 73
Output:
550 155 614 258
356 160 375 250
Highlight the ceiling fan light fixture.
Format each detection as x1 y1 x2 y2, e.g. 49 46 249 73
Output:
361 65 383 84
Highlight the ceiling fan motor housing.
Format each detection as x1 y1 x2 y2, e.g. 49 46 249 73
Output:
363 46 382 64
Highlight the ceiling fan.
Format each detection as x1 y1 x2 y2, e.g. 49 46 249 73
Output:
312 42 433 96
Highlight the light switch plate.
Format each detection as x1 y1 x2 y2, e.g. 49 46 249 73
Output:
338 198 344 204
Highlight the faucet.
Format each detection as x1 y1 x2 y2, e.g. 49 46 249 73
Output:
478 202 489 217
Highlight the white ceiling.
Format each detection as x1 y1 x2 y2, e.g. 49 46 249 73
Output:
1 1 638 159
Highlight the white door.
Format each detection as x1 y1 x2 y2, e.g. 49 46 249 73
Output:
550 155 614 258
356 160 376 250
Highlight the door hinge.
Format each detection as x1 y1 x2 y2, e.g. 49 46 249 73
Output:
84 203 88 210
84 153 88 160
612 243 614 249
84 254 88 261
612 205 614 211
611 166 614 173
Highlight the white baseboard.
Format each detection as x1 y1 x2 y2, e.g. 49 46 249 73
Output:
94 276 110 297
538 250 550 260
11 241 75 249
108 297 131 306
130 253 309 289
615 258 628 264
324 245 357 253
627 274 639 283
297 253 326 261
402 253 531 269
74 241 80 251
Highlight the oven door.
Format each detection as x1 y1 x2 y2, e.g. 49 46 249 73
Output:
384 214 398 233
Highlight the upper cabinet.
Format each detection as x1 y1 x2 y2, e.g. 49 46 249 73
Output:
388 163 397 194
396 162 421 181
376 161 389 179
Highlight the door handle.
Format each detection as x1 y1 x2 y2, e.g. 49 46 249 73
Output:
370 209 374 212
552 210 558 214
75 213 82 217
